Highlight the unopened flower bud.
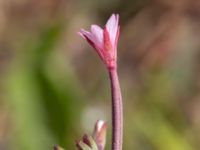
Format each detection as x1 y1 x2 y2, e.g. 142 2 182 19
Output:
76 135 98 150
92 120 107 150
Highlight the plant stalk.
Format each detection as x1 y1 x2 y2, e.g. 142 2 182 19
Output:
108 68 123 150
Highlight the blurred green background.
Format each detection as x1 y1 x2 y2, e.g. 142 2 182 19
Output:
0 0 200 150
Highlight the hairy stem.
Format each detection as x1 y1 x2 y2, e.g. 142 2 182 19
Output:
108 68 123 150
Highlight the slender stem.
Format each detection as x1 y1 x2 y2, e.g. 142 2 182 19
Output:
108 68 123 150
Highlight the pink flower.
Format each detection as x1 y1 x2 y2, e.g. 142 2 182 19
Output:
79 14 120 69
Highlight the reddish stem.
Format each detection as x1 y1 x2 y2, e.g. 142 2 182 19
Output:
108 68 123 150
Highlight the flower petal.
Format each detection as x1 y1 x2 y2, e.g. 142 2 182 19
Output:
79 29 93 42
79 29 97 50
105 14 119 48
79 28 104 60
103 27 112 51
90 25 104 50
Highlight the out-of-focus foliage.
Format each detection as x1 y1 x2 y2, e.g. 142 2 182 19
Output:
0 0 200 150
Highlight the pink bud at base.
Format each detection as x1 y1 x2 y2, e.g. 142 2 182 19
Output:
93 120 107 150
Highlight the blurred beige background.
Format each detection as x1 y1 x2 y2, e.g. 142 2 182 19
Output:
0 0 200 150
